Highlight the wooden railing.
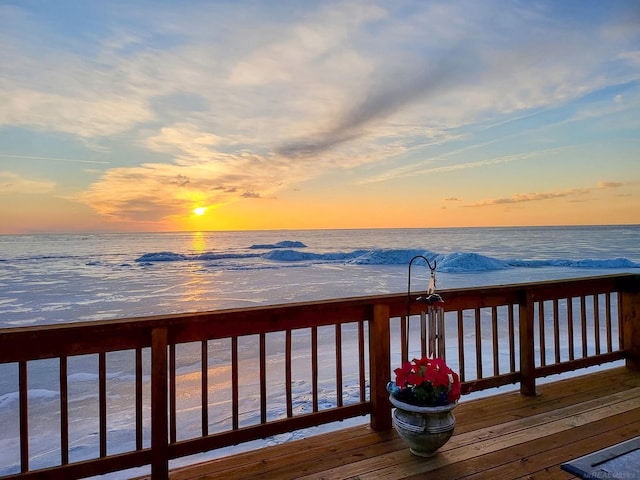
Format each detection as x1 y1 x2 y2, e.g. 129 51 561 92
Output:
0 274 639 479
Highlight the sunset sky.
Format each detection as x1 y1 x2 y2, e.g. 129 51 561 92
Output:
1 0 639 234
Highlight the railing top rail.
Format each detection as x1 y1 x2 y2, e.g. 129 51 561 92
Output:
1 273 638 363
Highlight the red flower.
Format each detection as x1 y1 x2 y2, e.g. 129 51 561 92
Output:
390 356 462 406
408 371 423 386
431 357 448 371
448 371 461 402
394 361 413 387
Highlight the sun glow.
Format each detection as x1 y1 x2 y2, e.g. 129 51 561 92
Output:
193 207 206 216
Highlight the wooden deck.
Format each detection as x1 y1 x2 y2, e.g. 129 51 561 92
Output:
2 275 638 480
160 367 640 480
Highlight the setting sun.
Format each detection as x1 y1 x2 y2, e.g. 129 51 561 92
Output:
193 207 206 216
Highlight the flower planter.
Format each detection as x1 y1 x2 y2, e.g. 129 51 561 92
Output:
389 395 457 457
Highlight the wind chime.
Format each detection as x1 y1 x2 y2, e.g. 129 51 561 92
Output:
406 255 446 362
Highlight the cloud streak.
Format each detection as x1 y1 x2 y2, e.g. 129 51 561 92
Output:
462 182 627 208
276 45 475 158
0 153 109 164
0 172 56 194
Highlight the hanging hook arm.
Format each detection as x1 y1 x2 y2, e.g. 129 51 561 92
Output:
406 255 438 358
407 255 436 301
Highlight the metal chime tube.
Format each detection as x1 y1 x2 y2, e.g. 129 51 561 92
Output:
420 310 427 358
407 254 445 361
436 305 446 360
428 305 436 357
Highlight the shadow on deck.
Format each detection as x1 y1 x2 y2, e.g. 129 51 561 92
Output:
158 367 640 480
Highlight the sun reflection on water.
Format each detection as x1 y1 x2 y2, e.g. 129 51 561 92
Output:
191 231 207 254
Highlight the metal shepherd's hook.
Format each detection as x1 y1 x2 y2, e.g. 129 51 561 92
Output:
405 255 438 360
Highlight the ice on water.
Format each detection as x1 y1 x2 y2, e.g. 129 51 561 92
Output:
0 226 639 477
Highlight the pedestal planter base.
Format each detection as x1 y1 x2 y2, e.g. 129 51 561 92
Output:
389 395 456 457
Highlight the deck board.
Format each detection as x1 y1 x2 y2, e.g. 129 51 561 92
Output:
153 367 640 480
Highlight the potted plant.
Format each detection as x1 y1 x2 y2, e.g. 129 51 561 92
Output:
387 356 461 457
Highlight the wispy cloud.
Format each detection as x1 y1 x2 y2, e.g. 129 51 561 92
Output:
361 150 529 184
0 153 108 164
275 44 476 158
462 181 627 208
0 172 56 194
598 181 624 188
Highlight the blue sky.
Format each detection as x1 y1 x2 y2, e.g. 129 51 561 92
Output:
1 0 639 233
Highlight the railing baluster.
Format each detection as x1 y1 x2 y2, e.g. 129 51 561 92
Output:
99 352 107 457
474 309 482 379
232 336 239 430
19 360 28 473
605 292 613 352
358 320 366 403
285 330 293 417
201 340 208 436
335 324 343 408
169 344 176 443
568 298 575 361
508 305 515 373
312 326 318 412
260 333 267 423
135 348 143 450
492 306 499 376
538 301 546 367
581 296 588 357
618 292 625 352
553 299 560 364
60 356 69 464
594 295 601 355
457 311 465 382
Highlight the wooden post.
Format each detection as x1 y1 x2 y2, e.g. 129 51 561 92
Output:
369 303 392 430
151 327 169 480
620 290 640 371
519 291 536 396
